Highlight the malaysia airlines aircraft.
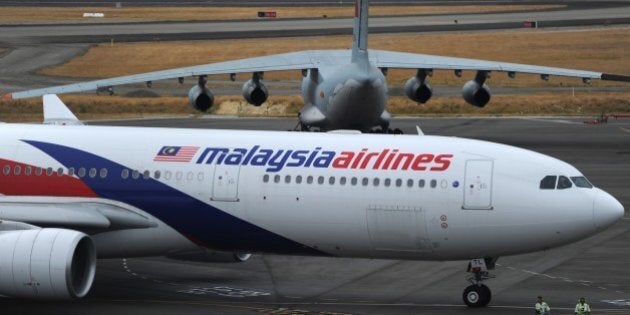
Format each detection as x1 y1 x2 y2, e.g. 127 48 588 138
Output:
6 1 630 132
0 95 624 306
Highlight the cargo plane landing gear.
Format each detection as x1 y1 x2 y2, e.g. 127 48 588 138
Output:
463 258 497 308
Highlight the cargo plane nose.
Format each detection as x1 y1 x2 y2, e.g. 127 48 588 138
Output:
593 188 625 230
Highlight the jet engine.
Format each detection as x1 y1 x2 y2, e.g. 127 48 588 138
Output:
404 76 432 104
242 72 268 106
404 69 433 104
462 71 491 108
188 84 214 112
0 228 96 299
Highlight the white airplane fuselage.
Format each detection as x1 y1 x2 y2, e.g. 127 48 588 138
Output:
0 123 622 261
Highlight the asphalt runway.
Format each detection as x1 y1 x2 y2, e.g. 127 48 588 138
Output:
2 116 628 315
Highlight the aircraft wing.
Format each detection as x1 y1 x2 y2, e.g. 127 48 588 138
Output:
370 49 630 82
0 196 157 231
7 50 328 99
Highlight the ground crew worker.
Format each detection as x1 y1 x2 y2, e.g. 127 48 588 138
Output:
535 296 551 315
574 297 591 315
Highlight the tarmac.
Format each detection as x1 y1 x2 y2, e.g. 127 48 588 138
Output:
2 116 628 315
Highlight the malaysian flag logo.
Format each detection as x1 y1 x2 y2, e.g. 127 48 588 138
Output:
154 146 199 162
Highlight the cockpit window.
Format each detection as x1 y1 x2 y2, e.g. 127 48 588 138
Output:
557 176 572 189
540 176 557 189
571 176 593 188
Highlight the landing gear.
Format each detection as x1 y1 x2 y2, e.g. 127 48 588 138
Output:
463 258 497 308
463 284 491 307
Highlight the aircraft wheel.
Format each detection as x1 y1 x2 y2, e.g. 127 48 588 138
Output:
462 284 491 307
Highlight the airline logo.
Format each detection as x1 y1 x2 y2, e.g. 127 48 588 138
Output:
188 146 452 172
154 146 200 162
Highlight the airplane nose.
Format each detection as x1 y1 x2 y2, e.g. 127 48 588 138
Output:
593 188 625 229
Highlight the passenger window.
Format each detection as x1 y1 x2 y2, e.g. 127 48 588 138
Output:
395 179 402 187
46 167 54 176
132 170 140 179
557 176 572 189
419 179 425 188
121 169 129 179
68 167 75 176
430 179 437 188
540 175 557 189
78 167 86 178
307 176 314 184
2 165 8 175
318 176 324 185
263 174 269 183
362 177 369 186
165 171 172 180
24 166 32 176
100 168 108 178
14 165 21 176
339 177 346 185
89 168 97 178
384 178 391 187
274 174 280 183
197 172 204 181
351 177 358 186
57 168 64 177
296 175 302 184
285 175 291 184
329 176 335 185
154 170 161 179
373 178 379 186
407 179 414 187
571 176 593 188
35 167 42 176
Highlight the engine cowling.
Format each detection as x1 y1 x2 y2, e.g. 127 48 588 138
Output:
462 80 491 107
404 76 432 104
188 84 214 112
0 228 96 299
242 79 268 106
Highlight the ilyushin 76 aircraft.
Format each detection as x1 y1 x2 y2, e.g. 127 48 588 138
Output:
6 0 630 132
0 94 623 307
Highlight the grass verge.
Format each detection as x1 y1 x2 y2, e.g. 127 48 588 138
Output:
40 27 630 88
1 92 628 123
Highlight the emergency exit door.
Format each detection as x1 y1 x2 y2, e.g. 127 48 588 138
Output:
463 160 493 210
211 164 240 202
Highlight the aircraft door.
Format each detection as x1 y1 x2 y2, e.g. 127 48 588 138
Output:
463 160 494 210
211 164 240 202
366 205 432 252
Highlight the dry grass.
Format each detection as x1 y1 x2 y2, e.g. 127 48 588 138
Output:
2 92 628 123
41 27 630 88
0 5 563 24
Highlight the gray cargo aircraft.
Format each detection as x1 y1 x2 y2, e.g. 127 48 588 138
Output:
7 0 630 131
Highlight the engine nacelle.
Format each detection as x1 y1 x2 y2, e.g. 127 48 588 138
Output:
462 80 491 108
0 228 96 299
188 84 214 112
242 79 268 106
404 76 432 104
